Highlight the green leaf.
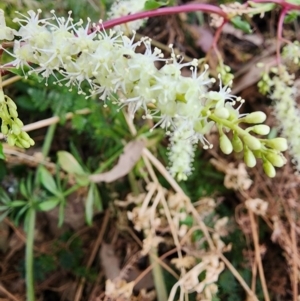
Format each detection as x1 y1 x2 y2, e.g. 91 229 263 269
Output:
0 205 9 211
85 184 95 226
37 198 60 211
8 200 27 207
57 151 87 176
19 179 28 199
39 166 59 196
284 11 300 23
230 16 252 34
15 205 29 226
93 184 103 212
144 0 168 10
58 202 65 227
0 210 10 222
8 67 43 83
0 189 11 205
0 144 5 160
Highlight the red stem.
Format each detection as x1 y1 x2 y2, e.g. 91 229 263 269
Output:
101 4 228 29
276 7 288 64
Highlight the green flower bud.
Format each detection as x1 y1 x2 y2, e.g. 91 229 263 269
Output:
220 134 233 154
1 123 9 135
264 138 288 151
244 147 256 167
15 141 24 148
265 152 286 167
12 123 21 135
15 118 24 127
243 134 261 150
9 107 18 118
7 135 16 146
214 107 230 119
242 112 266 124
263 160 276 178
20 131 30 140
19 139 30 148
232 133 243 153
6 97 17 110
250 125 270 135
29 138 35 146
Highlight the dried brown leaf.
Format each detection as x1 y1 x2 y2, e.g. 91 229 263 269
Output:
89 139 145 183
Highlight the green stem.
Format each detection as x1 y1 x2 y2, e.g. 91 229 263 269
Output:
149 246 168 301
25 207 36 301
42 123 58 159
209 113 246 137
26 115 59 301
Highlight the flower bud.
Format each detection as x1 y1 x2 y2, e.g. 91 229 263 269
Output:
19 139 30 148
15 118 24 127
29 138 35 146
214 107 230 119
263 160 276 178
231 133 243 153
1 123 8 135
21 131 30 140
243 111 266 124
6 97 17 110
264 138 288 152
220 134 233 154
244 147 256 167
12 123 21 135
7 135 16 146
250 125 270 135
9 107 18 118
265 152 286 167
243 134 261 150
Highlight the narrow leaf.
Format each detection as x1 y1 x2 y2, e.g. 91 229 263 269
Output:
9 200 27 207
144 0 168 10
57 151 87 176
37 198 60 211
39 166 59 196
230 16 252 34
85 184 94 226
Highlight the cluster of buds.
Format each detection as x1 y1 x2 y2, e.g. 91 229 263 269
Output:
0 90 35 148
0 9 288 179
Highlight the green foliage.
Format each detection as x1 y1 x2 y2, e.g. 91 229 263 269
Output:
18 233 96 282
144 0 169 10
230 16 252 34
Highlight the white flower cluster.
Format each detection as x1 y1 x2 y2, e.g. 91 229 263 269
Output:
1 10 287 180
107 0 148 32
273 81 300 171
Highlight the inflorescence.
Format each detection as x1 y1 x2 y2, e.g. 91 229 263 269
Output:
0 9 288 180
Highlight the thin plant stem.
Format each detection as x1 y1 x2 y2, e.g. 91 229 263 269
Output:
101 4 228 30
26 105 61 300
248 210 270 301
25 207 36 301
276 7 287 64
149 246 169 301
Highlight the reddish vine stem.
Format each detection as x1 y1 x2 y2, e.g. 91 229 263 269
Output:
210 20 227 63
101 4 228 29
276 7 288 64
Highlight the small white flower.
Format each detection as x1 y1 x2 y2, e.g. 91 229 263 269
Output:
0 9 16 41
